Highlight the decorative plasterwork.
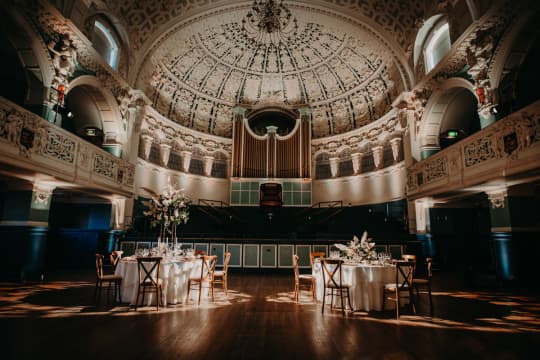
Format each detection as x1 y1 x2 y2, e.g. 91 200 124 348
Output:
17 1 149 115
0 97 135 192
311 109 402 156
136 5 404 138
104 0 422 54
486 188 508 209
407 99 540 195
415 0 517 91
140 107 232 157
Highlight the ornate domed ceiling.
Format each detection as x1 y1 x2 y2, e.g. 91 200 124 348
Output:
135 3 409 138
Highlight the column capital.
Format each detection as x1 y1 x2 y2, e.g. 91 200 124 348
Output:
266 125 278 134
486 188 508 208
232 106 248 116
298 107 312 115
31 182 56 210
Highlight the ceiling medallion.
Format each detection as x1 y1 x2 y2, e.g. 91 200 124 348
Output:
241 0 298 46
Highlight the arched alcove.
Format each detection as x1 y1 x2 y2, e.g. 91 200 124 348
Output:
247 108 297 137
438 89 480 149
0 7 53 111
64 86 105 147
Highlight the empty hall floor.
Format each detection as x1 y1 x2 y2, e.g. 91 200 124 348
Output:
1 271 539 359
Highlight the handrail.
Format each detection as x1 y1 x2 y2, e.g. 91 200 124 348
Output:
0 97 135 195
407 99 540 198
311 201 343 208
198 199 230 207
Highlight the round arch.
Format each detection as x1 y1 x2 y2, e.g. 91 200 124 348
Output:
66 75 125 146
489 11 539 114
83 11 130 76
417 77 477 157
0 6 54 106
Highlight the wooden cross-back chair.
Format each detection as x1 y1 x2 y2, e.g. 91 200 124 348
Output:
94 254 123 305
213 252 231 295
321 259 352 315
413 257 433 316
382 260 416 319
187 255 217 305
401 254 417 262
293 254 316 303
135 257 163 311
109 250 123 272
309 252 326 267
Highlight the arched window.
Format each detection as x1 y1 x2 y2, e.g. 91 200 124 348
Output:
92 19 119 69
423 20 451 73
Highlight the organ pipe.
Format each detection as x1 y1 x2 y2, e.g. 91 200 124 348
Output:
232 108 311 179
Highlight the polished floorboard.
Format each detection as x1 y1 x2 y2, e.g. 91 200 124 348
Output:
1 271 539 360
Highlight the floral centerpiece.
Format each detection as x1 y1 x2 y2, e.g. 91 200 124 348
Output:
142 187 190 249
334 231 377 261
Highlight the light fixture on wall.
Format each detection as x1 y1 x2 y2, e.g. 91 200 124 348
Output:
241 0 298 46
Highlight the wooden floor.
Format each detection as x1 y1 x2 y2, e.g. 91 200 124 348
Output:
1 271 539 360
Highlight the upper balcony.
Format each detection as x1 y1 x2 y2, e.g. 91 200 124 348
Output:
0 97 134 197
407 99 540 200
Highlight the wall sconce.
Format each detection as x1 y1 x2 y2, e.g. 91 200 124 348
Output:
475 86 485 104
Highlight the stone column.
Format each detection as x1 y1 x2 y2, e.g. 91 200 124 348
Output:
226 158 232 178
0 180 55 281
351 152 362 175
329 157 340 178
181 150 192 173
372 145 384 170
419 144 440 160
410 198 434 259
486 188 514 281
110 196 127 230
159 143 172 167
125 101 147 163
203 155 214 177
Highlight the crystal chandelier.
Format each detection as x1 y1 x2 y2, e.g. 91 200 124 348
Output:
241 0 298 46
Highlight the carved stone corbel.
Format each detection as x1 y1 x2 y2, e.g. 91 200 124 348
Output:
486 188 507 209
140 133 153 160
351 152 363 175
203 155 214 177
329 157 340 178
181 150 192 172
372 145 384 169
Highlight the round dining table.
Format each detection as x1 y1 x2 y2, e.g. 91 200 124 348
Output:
115 257 203 307
313 261 406 311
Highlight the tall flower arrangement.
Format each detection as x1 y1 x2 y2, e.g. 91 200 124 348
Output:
334 231 377 261
142 188 190 247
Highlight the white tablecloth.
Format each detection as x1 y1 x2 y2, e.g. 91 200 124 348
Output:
115 258 203 306
313 262 406 311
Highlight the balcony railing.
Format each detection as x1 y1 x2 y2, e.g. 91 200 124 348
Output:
0 97 135 195
407 99 540 198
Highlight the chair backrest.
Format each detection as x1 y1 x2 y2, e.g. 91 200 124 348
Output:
394 260 415 290
136 257 162 287
195 249 207 256
426 257 433 278
321 259 344 288
109 250 123 272
402 254 417 262
95 253 104 279
309 252 326 267
198 255 217 281
223 252 231 274
292 254 300 283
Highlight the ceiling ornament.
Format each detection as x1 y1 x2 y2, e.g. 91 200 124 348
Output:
241 0 298 46
137 5 401 139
